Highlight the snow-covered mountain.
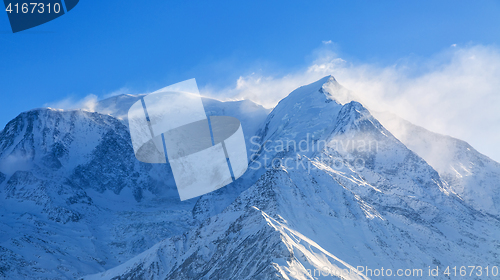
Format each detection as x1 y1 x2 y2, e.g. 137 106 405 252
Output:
0 96 269 279
1 76 499 280
0 108 190 279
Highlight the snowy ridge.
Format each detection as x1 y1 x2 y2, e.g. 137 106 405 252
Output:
376 111 500 217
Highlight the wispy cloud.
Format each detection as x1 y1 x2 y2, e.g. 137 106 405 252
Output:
44 94 99 112
44 86 133 113
204 44 500 162
43 44 500 162
103 87 132 98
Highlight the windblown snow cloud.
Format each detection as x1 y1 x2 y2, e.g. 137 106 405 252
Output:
44 44 500 162
209 44 500 162
44 87 133 114
44 94 99 112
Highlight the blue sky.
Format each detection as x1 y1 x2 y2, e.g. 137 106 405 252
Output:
1 0 500 160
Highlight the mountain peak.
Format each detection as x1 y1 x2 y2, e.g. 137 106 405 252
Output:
300 75 338 93
320 76 359 105
324 74 337 82
317 74 337 84
280 75 356 107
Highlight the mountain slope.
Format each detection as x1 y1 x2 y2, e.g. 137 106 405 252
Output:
0 108 193 279
376 111 500 217
84 170 370 280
